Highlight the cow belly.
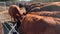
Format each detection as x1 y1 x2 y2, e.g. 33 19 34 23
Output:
23 21 48 34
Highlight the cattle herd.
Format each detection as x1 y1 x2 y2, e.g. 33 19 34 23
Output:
0 2 60 34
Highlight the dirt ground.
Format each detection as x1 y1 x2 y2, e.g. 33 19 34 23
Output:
0 6 11 23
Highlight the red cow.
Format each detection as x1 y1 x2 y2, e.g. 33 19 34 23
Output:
8 2 60 34
21 14 60 34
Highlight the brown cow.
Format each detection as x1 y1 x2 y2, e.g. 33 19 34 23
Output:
8 2 60 34
21 14 60 34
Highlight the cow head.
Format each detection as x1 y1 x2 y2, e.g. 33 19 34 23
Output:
8 4 26 22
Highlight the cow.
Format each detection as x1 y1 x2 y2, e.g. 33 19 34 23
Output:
8 2 60 34
21 14 60 34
